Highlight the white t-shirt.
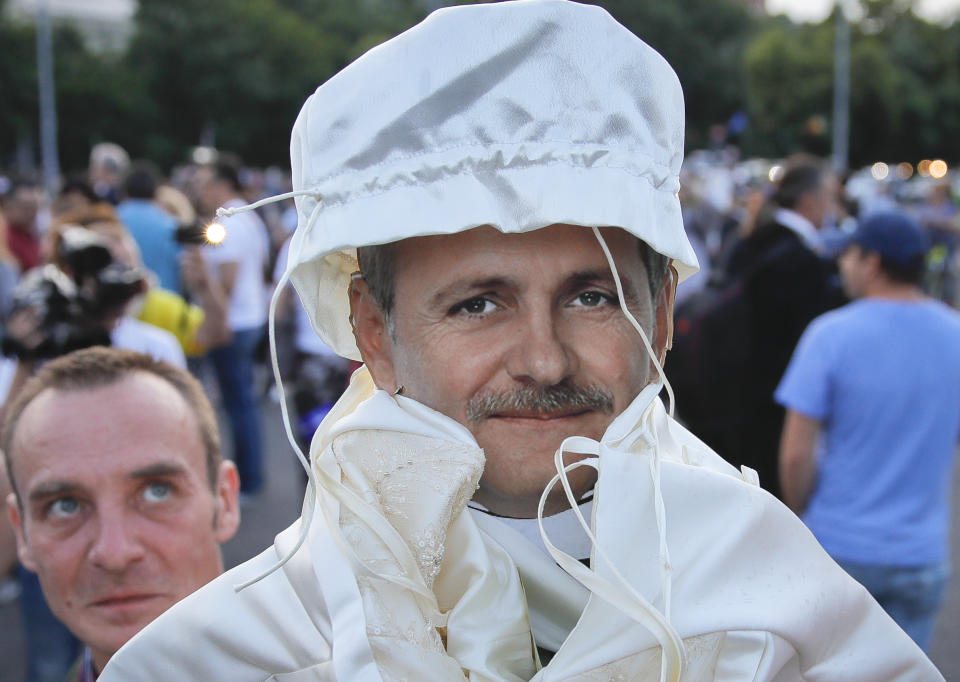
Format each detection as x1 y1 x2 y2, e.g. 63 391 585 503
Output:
204 199 270 332
111 317 186 368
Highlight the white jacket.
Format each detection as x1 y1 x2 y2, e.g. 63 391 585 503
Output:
102 371 941 681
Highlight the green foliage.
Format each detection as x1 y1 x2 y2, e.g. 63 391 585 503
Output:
0 9 39 164
125 0 338 168
744 2 960 166
2 0 959 175
744 21 832 157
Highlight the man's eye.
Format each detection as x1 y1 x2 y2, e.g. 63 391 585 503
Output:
572 291 613 307
142 482 172 503
451 297 496 316
48 498 79 519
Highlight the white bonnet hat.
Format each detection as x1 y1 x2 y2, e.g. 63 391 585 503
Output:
284 0 698 360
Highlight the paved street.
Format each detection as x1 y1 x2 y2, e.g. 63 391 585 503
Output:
2 396 959 680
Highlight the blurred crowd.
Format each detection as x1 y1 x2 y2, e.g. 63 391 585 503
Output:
0 142 353 681
671 147 960 653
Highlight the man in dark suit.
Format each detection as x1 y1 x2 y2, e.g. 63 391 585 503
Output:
725 156 844 499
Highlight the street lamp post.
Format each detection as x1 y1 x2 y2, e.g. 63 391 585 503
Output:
832 0 851 174
36 0 61 198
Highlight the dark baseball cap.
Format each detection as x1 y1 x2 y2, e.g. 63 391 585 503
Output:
845 210 930 267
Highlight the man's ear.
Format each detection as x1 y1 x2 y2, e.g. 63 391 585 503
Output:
7 491 36 572
654 266 678 366
213 461 240 544
864 250 883 279
349 276 399 392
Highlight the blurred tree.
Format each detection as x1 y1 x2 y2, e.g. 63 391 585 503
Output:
0 1 138 176
0 0 39 172
744 1 960 166
2 0 958 175
126 0 337 168
52 27 145 175
123 0 428 169
744 19 833 158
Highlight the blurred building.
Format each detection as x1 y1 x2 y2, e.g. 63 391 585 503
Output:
4 0 136 53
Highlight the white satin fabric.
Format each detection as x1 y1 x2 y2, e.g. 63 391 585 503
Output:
102 366 942 681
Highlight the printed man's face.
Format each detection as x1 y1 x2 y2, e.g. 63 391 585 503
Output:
353 224 672 517
7 372 239 672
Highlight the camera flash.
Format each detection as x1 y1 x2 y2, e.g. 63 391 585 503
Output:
204 222 227 245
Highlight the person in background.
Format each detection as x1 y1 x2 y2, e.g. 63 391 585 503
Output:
1 181 42 273
52 178 99 219
193 155 269 496
4 347 240 679
721 155 844 499
0 207 20 318
117 162 183 295
49 204 231 360
0 204 213 680
155 184 197 230
88 143 129 206
777 210 960 651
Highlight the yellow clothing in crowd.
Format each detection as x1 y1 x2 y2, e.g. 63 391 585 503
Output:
136 288 205 357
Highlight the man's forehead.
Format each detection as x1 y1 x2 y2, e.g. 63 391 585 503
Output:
394 224 642 264
12 375 197 476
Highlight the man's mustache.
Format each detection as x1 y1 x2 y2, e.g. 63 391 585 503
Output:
466 384 614 423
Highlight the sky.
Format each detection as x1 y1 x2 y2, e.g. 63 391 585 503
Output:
767 0 960 23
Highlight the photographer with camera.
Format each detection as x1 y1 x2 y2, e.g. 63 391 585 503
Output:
55 204 230 357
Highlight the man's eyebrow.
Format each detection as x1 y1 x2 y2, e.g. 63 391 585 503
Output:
565 268 616 285
128 462 188 480
566 268 641 300
28 480 82 503
429 276 519 308
26 464 188 503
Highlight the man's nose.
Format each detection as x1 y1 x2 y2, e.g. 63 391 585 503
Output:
88 511 146 572
506 306 577 386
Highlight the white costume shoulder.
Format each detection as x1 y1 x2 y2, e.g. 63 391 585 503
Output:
102 394 942 681
103 519 335 681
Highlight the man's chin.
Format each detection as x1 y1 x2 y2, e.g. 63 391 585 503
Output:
469 411 611 515
475 454 599 518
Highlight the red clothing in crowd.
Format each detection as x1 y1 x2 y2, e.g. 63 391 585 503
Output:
7 222 40 271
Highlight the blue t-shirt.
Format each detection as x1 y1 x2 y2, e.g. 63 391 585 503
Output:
117 200 182 294
775 298 960 566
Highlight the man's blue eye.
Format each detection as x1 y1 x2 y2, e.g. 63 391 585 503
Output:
49 498 79 518
143 482 171 503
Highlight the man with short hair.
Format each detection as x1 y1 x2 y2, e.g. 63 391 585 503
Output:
4 347 240 678
193 155 269 495
102 2 939 679
777 210 960 652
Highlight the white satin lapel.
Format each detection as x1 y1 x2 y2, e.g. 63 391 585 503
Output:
470 509 589 654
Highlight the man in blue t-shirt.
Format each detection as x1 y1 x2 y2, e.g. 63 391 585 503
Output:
776 210 960 651
117 162 182 294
